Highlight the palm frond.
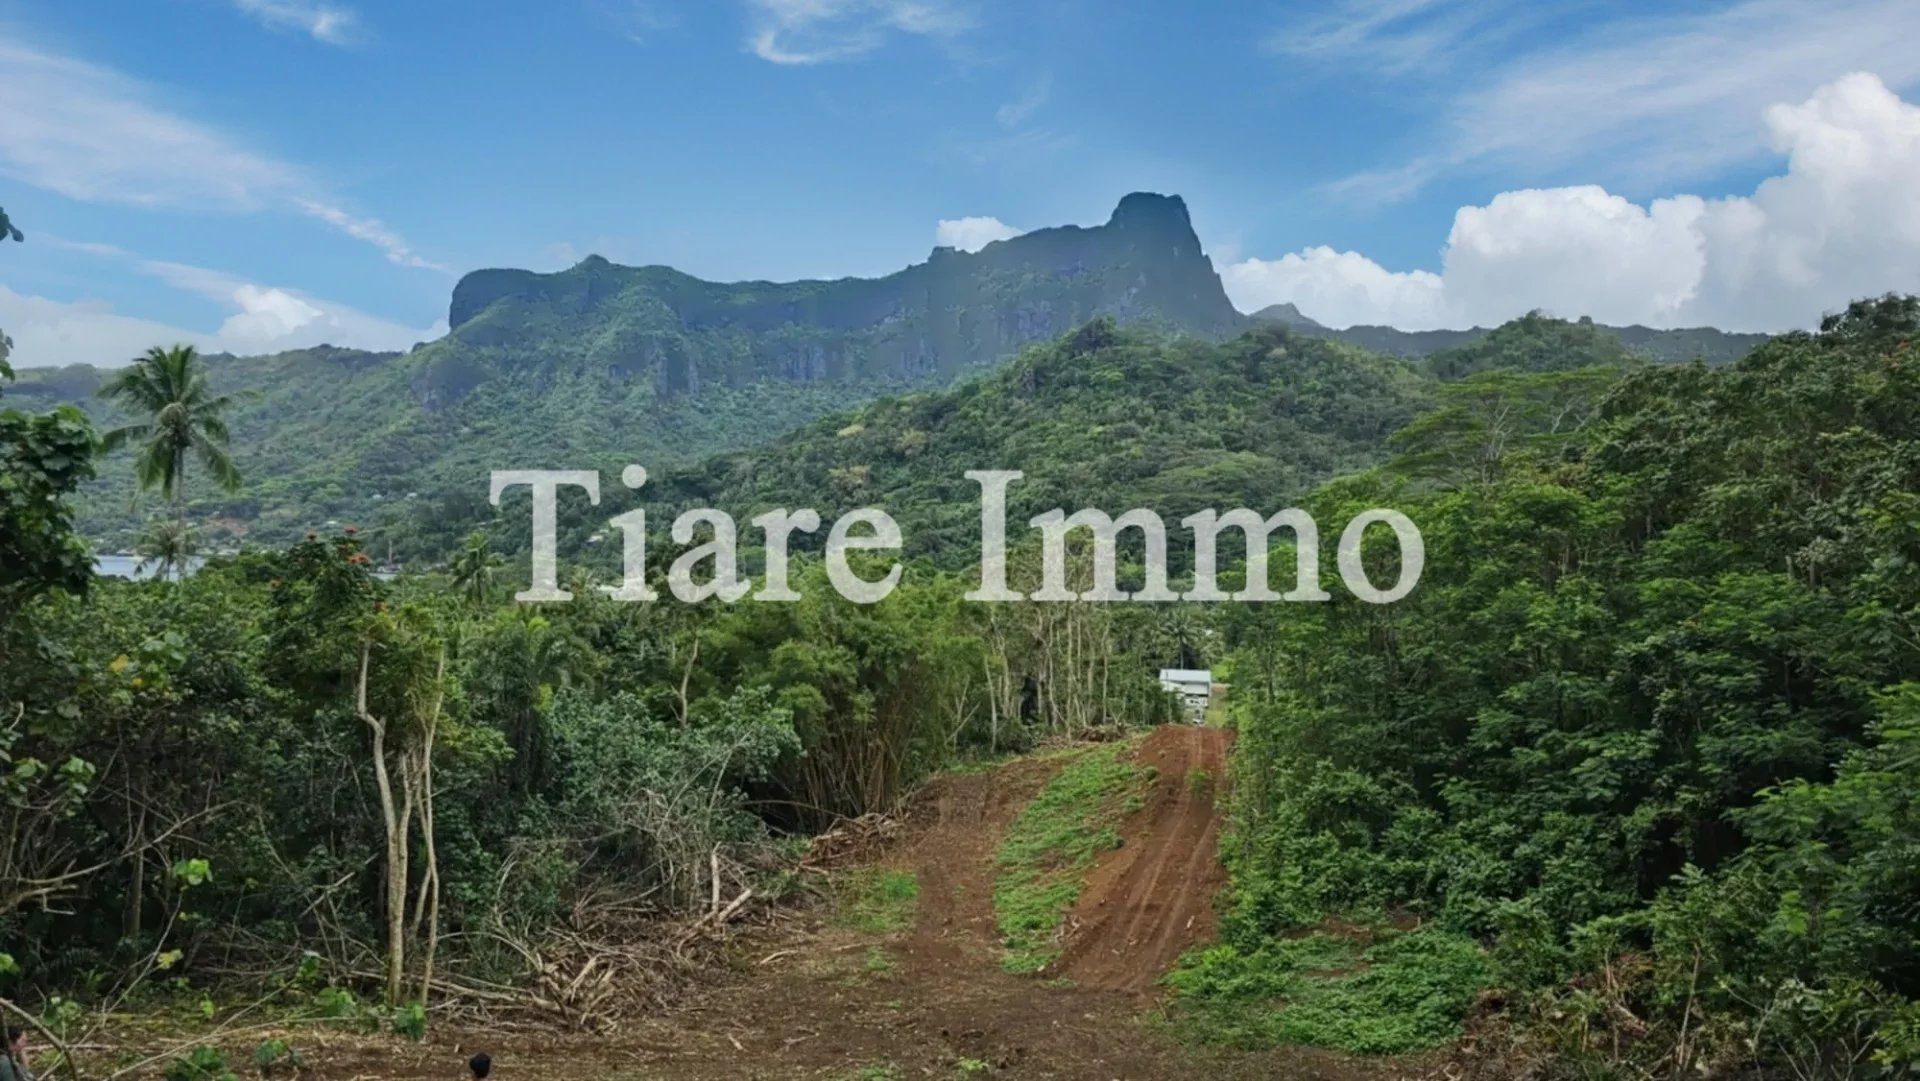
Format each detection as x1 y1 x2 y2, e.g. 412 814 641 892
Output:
193 432 243 491
98 422 153 454
97 344 244 498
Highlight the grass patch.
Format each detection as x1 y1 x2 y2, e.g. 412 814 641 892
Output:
992 740 1148 974
1161 927 1491 1054
832 867 919 934
1186 766 1213 798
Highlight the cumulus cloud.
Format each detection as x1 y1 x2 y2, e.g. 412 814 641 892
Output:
0 288 205 371
1222 72 1920 332
229 0 363 45
0 38 441 271
746 0 972 64
1303 0 1920 200
1222 247 1443 328
4 246 444 368
935 216 1021 253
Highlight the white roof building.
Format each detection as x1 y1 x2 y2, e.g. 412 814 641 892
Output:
1159 669 1214 722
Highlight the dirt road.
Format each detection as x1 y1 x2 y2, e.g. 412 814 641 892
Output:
1056 725 1232 993
177 727 1421 1080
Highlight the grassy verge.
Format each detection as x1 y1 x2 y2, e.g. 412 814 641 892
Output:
991 739 1150 974
1161 927 1491 1054
832 867 920 934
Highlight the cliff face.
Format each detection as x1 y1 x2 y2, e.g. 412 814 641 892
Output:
426 192 1244 407
24 194 1252 548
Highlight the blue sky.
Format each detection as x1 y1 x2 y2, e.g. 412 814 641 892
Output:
3 0 1920 365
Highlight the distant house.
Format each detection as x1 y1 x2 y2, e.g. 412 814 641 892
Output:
1158 668 1213 722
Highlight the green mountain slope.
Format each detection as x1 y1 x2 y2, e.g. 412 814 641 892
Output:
488 319 1434 573
364 309 1712 567
17 193 1245 550
1250 305 1770 364
498 306 1718 580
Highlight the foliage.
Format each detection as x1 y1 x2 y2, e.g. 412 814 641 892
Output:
538 684 799 911
1287 314 1767 366
97 345 245 505
992 742 1148 973
4 279 1915 1078
1205 295 1920 1070
1164 928 1491 1053
640 322 1431 575
162 1045 237 1081
251 1037 301 1076
1424 310 1643 380
447 531 500 605
0 388 94 615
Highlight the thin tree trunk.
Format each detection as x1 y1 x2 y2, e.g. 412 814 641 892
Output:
175 448 190 575
412 650 445 1007
357 644 408 1005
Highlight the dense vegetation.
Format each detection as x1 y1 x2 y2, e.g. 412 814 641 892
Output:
487 318 1435 574
4 269 1917 1077
0 318 1200 1068
1253 303 1771 365
993 741 1150 974
1190 296 1920 1073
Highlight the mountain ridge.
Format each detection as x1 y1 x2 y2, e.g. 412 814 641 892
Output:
1249 304 1768 364
15 193 1250 548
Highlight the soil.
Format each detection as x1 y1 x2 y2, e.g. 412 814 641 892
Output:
1054 725 1232 994
121 727 1440 1080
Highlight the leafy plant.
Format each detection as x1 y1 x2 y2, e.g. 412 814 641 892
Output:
251 1038 301 1077
163 1046 238 1081
1165 929 1491 1054
993 741 1148 973
389 1000 427 1041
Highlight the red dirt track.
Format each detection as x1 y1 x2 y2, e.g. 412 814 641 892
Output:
133 727 1428 1079
1056 724 1233 993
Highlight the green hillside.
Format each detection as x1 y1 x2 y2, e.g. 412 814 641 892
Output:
16 193 1245 551
402 310 1701 569
1251 304 1770 364
447 319 1432 573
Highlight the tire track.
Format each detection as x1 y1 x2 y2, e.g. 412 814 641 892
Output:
1054 724 1233 993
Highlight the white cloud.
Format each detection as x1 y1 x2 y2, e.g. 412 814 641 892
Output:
0 38 441 271
746 0 972 64
610 1 680 44
1223 246 1443 328
3 245 443 368
1308 0 1920 200
935 216 1021 252
1268 0 1526 77
294 199 447 272
996 75 1050 129
1223 73 1920 332
0 288 206 371
229 0 363 45
0 40 296 209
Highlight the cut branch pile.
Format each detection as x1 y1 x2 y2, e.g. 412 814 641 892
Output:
798 813 901 873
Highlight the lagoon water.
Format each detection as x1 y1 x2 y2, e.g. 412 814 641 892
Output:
94 554 394 581
94 554 202 579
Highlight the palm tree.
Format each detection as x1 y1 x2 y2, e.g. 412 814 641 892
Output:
448 531 500 605
134 517 195 581
97 345 244 553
